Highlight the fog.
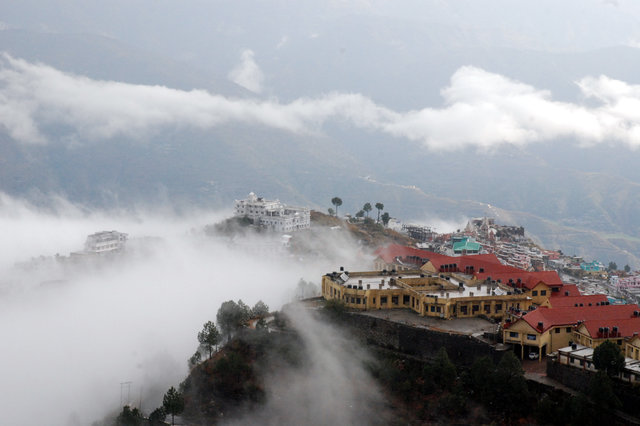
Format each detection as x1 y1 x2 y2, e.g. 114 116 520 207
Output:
228 304 387 426
0 193 372 426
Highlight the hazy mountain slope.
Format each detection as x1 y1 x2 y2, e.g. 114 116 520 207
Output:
0 29 246 95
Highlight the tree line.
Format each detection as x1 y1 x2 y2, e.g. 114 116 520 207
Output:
329 197 391 226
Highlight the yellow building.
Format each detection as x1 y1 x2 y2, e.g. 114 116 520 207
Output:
503 304 640 360
322 270 532 320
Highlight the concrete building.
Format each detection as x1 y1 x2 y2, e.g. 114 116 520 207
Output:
234 192 310 232
84 231 127 253
322 269 533 321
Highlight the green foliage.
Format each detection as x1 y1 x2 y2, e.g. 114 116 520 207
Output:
381 212 390 226
212 351 255 400
116 406 143 426
216 300 251 341
426 347 457 390
593 340 625 376
162 386 184 426
363 202 372 217
589 371 622 413
608 261 618 271
148 407 166 426
251 300 269 318
198 321 221 358
492 351 530 417
323 298 346 316
466 356 494 401
189 350 202 368
327 207 335 216
355 209 364 218
375 202 384 223
625 264 631 272
331 197 342 216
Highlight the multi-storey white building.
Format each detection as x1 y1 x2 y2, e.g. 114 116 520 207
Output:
234 192 310 232
84 231 128 253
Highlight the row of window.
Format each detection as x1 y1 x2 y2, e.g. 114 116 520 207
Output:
531 290 547 297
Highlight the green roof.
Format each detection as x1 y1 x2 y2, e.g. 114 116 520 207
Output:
453 241 481 252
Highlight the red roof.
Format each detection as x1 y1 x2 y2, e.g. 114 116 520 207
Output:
552 284 581 297
580 316 640 339
374 244 433 266
425 252 503 272
516 304 639 333
549 294 609 308
475 270 563 290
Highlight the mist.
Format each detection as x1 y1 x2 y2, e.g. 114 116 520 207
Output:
0 193 371 426
227 304 387 426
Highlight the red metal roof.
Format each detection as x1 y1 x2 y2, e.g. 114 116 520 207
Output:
517 304 639 333
580 316 640 339
374 244 433 266
552 284 581 297
549 294 609 308
475 270 563 290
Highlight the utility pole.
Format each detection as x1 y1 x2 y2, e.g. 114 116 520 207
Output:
120 381 132 407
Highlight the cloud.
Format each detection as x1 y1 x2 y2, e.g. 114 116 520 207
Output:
228 49 265 93
5 54 640 150
0 192 370 426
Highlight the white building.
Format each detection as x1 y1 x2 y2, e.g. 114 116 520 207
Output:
84 231 128 253
234 192 310 232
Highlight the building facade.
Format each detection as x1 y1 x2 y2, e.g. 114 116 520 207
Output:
84 231 127 253
234 192 310 232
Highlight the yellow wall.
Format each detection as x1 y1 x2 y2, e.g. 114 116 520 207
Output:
322 274 531 321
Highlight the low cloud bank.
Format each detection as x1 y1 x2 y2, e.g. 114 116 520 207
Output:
4 54 640 149
0 194 368 426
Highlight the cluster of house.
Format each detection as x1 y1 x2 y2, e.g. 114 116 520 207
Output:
321 243 640 381
234 192 310 233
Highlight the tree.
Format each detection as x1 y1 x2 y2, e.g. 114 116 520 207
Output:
162 386 184 426
327 207 335 216
217 300 251 341
625 264 631 273
608 261 618 271
197 321 220 358
362 202 372 217
593 340 625 376
251 300 270 318
331 197 342 217
355 210 364 218
375 202 384 223
381 212 390 226
427 347 457 390
589 371 622 415
189 350 202 368
116 405 143 426
148 407 166 426
492 351 530 417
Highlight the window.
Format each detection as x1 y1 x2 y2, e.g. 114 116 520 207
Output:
392 296 399 305
495 304 502 312
566 327 572 333
373 297 376 304
380 296 387 305
541 290 547 296
555 328 560 334
430 305 435 312
472 305 479 313
532 291 538 296
436 306 441 313
356 298 361 304
350 297 355 303
527 334 537 341
509 332 518 338
403 295 410 305
460 306 467 315
484 305 491 313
